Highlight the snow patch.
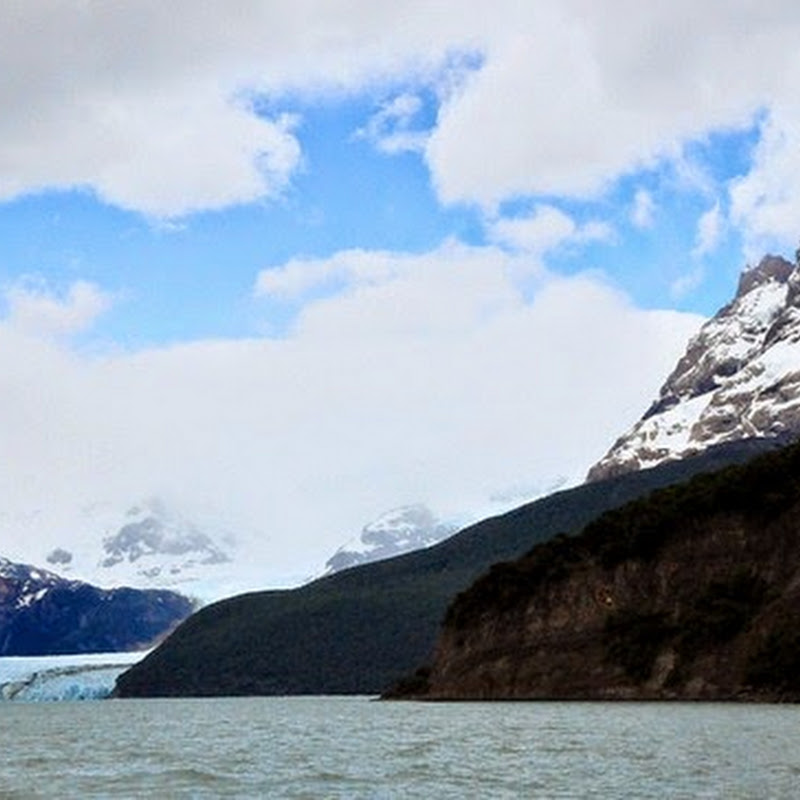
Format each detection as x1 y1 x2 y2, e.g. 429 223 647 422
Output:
589 255 800 480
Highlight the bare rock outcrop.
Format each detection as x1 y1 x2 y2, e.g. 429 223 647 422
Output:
588 254 800 482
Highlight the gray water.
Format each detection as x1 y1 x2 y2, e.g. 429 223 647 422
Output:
1 697 798 798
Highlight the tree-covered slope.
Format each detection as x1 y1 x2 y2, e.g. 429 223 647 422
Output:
115 438 779 697
393 439 800 701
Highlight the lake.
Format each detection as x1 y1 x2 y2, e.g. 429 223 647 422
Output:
1 697 798 798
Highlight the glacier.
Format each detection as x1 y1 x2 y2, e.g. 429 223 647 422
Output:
0 651 147 701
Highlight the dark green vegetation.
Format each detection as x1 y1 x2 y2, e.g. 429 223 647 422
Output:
395 439 800 701
115 438 777 697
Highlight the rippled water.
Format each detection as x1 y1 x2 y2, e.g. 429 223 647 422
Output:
1 697 799 798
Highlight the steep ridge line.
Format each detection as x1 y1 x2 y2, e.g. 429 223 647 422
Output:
114 439 778 697
589 253 800 481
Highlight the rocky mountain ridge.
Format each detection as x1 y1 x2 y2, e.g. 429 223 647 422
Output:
0 555 194 655
589 254 800 481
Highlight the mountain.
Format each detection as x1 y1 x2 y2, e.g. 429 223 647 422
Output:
323 505 456 575
3 497 237 601
115 251 800 698
90 498 233 589
0 556 194 655
113 439 773 697
589 254 800 482
390 440 800 701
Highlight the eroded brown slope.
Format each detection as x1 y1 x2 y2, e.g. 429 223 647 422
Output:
393 443 800 701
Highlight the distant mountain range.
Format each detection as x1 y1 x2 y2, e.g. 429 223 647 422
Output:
5 495 455 605
1 498 237 601
0 498 455 659
114 439 776 697
0 556 193 656
115 249 800 698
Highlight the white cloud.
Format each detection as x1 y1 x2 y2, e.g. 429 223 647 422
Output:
422 3 800 214
729 110 800 257
0 1 486 218
0 243 702 588
692 202 724 259
487 205 612 255
356 93 428 154
257 247 409 300
631 189 655 229
5 4 800 218
3 279 113 338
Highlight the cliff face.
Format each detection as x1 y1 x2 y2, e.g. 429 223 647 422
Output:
588 254 800 482
395 443 800 701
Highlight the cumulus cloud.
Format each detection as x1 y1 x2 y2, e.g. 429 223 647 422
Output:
0 1 485 217
729 110 800 257
421 2 800 231
3 279 113 338
0 243 702 588
256 247 410 300
692 202 724 259
487 205 612 255
4 3 800 221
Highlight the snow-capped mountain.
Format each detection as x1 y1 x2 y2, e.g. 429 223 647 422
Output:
0 555 193 655
1 497 238 600
324 504 457 574
91 498 232 587
589 253 800 481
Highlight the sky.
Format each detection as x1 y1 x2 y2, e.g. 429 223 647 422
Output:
3 1 800 589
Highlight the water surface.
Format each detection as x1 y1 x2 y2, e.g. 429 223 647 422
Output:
1 697 798 798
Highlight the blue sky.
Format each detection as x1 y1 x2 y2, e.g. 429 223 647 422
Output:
0 111 761 346
0 93 484 346
2 2 800 591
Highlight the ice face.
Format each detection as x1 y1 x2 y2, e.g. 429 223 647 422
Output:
0 652 147 701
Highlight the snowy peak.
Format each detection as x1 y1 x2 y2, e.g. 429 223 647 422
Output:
0 557 63 610
736 254 795 298
588 254 800 482
324 505 456 574
0 555 193 656
98 499 231 577
13 497 238 598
